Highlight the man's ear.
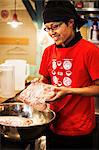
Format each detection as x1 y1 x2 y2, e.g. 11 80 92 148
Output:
68 19 75 28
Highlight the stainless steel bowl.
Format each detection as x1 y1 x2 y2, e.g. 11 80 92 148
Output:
0 102 55 141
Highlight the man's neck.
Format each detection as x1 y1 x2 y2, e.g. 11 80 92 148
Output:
63 32 75 47
56 31 82 48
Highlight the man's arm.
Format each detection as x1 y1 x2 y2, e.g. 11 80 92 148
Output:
47 79 99 102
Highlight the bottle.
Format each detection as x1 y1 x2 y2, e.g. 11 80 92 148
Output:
90 19 99 41
75 1 83 9
94 1 99 8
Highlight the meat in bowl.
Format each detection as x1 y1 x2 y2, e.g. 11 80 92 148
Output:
0 113 50 127
0 103 56 141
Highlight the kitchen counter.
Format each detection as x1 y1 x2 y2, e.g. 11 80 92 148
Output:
0 90 22 103
95 108 99 115
95 96 99 115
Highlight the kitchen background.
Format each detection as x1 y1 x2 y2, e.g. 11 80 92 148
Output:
0 1 99 149
0 0 99 78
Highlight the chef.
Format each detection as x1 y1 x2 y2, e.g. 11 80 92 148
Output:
37 0 99 150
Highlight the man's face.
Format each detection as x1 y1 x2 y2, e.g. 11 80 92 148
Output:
44 20 74 46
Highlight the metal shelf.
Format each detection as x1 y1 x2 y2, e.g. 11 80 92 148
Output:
76 8 99 12
88 40 99 44
76 8 99 18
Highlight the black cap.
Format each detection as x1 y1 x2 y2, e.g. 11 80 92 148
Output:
43 0 88 29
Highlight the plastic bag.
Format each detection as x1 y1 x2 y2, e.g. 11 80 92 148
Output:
17 82 55 105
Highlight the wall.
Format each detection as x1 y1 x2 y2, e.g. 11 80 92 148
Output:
0 10 37 66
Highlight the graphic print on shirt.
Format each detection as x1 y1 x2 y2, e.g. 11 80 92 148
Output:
52 59 73 87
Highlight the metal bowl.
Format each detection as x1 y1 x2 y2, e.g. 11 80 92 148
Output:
0 102 55 141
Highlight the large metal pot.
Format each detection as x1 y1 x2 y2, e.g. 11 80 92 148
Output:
0 102 55 141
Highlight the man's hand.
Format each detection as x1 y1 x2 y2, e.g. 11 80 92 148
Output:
45 86 70 102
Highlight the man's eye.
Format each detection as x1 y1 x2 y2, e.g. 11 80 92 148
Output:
52 24 59 29
46 27 50 30
44 27 50 31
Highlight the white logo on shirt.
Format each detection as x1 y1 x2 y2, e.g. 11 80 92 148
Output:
51 59 73 87
63 77 72 86
52 60 57 70
63 60 72 70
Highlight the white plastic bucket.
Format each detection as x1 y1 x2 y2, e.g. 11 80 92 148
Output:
5 59 30 91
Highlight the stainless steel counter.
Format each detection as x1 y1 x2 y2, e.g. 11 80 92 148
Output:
95 96 99 115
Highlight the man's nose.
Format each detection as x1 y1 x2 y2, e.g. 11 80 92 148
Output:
48 29 55 35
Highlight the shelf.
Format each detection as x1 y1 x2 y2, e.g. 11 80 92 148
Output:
76 8 99 18
88 40 99 44
76 8 99 12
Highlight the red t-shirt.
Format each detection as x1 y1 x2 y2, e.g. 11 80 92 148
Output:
39 39 99 136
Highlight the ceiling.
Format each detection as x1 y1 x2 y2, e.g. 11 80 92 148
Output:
0 0 27 10
0 0 45 28
0 0 45 10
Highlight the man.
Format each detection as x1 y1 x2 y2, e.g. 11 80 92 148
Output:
38 1 99 149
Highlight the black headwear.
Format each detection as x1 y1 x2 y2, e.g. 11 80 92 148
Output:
43 0 88 29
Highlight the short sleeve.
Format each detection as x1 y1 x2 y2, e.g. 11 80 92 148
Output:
86 45 99 81
39 48 50 77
